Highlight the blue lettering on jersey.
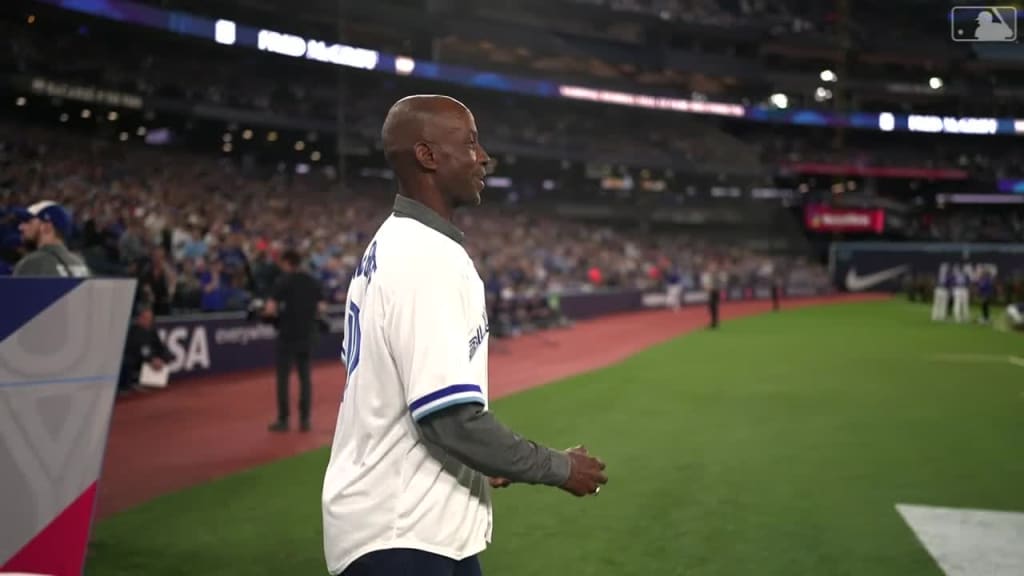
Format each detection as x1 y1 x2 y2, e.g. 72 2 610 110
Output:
354 240 378 285
342 301 362 376
469 312 489 361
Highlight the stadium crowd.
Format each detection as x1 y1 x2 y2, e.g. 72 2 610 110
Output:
0 120 827 322
904 208 1024 244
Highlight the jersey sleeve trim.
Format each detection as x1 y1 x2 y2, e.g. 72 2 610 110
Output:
409 384 485 421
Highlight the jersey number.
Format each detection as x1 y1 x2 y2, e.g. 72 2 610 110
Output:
342 301 362 376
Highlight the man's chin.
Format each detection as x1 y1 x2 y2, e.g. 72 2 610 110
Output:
455 193 482 208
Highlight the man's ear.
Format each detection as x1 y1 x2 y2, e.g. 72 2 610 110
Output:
414 141 438 171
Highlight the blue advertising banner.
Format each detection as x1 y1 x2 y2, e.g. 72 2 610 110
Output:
156 285 832 381
829 242 1024 292
153 290 646 380
154 311 344 380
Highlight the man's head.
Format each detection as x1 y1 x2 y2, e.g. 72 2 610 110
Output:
381 94 491 214
280 249 302 272
16 201 72 250
135 305 154 329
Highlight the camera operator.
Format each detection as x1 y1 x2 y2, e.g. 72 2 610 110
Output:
262 249 326 433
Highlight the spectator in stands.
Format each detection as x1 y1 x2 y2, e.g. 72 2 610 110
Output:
174 258 203 310
0 208 21 276
250 244 282 297
0 119 833 315
198 258 230 311
118 218 148 268
137 246 177 316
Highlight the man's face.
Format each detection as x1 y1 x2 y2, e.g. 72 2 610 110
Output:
433 109 491 208
19 218 41 249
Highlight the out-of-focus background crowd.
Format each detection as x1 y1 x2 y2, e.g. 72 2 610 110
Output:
3 0 1024 321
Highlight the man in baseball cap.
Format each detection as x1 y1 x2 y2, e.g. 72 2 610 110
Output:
13 200 91 277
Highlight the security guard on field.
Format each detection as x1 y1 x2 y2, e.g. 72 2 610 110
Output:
702 262 721 329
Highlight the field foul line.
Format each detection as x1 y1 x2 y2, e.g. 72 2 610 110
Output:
1009 356 1024 369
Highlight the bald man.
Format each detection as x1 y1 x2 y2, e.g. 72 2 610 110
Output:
321 95 608 576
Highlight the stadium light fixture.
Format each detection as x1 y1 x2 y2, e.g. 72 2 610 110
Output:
223 132 233 143
242 129 253 140
27 14 35 24
136 126 147 136
119 131 129 141
311 151 322 162
214 19 236 46
820 69 837 82
294 140 305 151
267 131 278 142
59 113 68 123
814 87 832 102
81 108 91 119
15 97 25 107
395 56 416 76
107 111 118 121
929 76 943 90
770 93 788 109
223 142 233 153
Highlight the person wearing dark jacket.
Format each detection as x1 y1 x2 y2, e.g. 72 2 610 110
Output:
977 270 996 323
263 249 326 432
118 305 173 394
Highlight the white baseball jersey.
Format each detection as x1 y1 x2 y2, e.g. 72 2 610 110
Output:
321 196 492 575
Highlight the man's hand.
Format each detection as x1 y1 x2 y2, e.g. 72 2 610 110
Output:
489 477 512 489
559 445 608 497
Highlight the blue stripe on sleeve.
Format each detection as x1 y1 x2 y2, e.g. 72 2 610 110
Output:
412 396 486 422
408 384 483 412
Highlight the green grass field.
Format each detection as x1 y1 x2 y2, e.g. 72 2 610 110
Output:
86 300 1024 576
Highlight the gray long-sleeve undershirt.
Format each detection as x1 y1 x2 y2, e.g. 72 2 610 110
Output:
417 403 571 486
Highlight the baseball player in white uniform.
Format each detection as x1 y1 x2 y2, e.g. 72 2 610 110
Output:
931 266 949 321
321 95 608 576
951 264 971 323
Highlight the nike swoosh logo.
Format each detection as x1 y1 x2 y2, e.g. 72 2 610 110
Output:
845 265 909 291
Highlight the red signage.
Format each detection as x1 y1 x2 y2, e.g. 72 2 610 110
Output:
804 204 885 233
